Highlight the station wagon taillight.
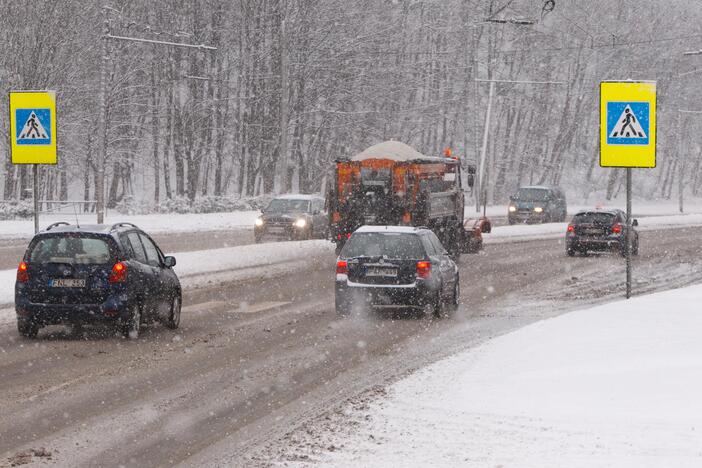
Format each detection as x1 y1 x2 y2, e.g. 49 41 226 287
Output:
108 262 128 283
612 223 623 234
567 224 574 233
416 261 431 279
336 260 348 274
17 261 29 283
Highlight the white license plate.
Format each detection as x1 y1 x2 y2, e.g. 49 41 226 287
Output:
50 278 86 288
366 267 398 277
267 227 285 233
583 229 602 235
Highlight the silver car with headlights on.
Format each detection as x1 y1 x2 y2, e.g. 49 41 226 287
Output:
254 194 328 242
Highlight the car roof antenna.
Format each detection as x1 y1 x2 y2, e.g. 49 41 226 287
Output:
72 202 80 229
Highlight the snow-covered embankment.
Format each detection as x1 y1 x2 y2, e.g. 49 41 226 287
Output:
312 283 702 467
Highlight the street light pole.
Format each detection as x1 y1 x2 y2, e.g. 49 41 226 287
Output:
95 6 217 224
676 109 702 213
474 78 564 215
478 81 495 217
96 6 109 224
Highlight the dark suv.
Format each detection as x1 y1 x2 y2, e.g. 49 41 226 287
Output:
508 186 567 224
566 209 639 257
335 226 459 317
15 222 181 339
254 195 328 242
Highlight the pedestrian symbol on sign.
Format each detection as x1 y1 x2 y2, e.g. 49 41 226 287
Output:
606 102 650 146
15 109 51 145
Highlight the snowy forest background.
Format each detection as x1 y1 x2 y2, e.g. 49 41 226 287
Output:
2 0 702 215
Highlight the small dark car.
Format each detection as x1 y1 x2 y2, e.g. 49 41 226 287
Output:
566 209 639 257
15 222 181 339
508 186 567 224
335 226 459 317
254 195 328 242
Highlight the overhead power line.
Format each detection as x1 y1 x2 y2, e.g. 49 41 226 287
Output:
494 32 702 55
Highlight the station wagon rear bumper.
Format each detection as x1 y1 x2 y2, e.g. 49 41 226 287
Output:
335 278 434 308
567 237 623 251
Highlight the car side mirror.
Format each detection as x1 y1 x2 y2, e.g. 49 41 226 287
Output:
632 219 638 227
164 256 176 268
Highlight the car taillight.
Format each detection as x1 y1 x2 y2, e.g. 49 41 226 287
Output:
567 224 574 233
416 261 431 279
17 261 29 283
612 223 622 234
336 260 348 274
108 262 127 283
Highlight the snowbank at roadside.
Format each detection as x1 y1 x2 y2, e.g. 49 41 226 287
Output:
308 283 702 467
486 212 702 244
0 211 261 240
468 198 702 219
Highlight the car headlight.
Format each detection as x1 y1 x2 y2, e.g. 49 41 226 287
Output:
255 217 264 227
294 218 307 228
508 206 517 213
534 207 543 213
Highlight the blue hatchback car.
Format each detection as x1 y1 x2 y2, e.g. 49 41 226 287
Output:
15 222 182 339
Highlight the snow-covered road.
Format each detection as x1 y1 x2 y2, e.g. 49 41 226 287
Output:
4 224 702 467
299 283 702 467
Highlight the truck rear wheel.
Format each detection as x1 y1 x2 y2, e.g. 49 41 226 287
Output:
446 223 462 259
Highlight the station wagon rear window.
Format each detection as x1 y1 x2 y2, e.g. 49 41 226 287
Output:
573 212 616 224
28 235 114 264
342 233 425 260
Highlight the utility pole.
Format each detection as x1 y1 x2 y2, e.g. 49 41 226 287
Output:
475 79 564 215
473 15 536 212
96 6 109 224
677 109 702 213
95 5 217 224
277 16 289 194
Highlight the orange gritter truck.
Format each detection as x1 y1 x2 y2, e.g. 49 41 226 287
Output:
326 141 469 256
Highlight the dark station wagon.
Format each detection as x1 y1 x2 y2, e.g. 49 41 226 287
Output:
335 226 459 317
15 222 181 339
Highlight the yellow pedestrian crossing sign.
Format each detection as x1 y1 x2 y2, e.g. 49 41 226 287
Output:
9 91 57 165
600 81 656 168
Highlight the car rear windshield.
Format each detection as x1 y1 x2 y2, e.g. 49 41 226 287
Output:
265 199 311 213
573 212 616 225
514 188 550 201
28 235 114 264
342 232 425 260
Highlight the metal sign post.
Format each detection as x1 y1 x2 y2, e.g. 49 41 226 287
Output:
600 81 657 299
9 90 58 234
626 168 632 298
33 165 39 234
